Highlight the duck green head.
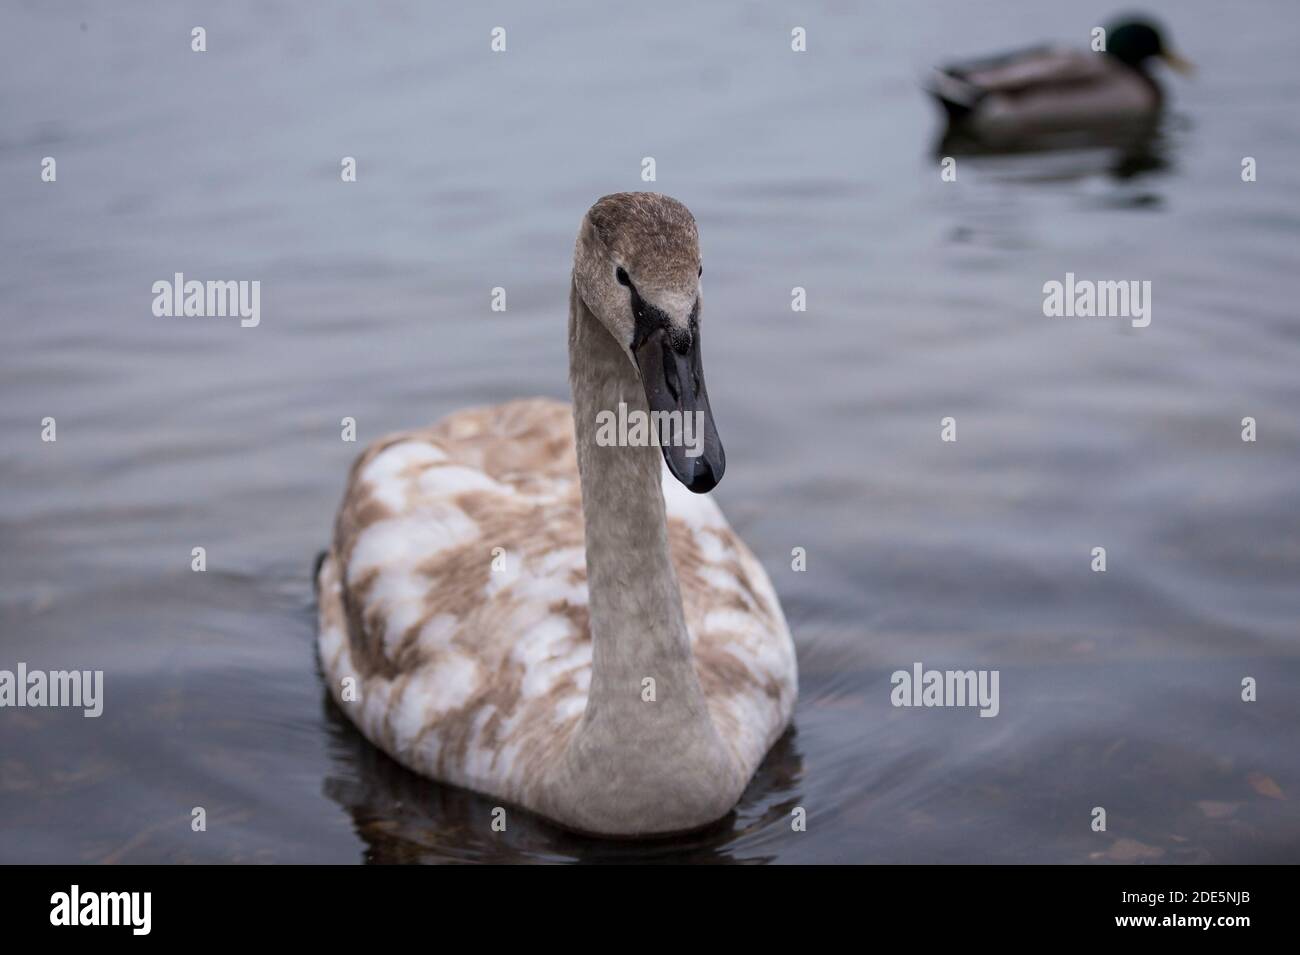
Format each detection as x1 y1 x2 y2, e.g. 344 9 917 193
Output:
1106 17 1193 73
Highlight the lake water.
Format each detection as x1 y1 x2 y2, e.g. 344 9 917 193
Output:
2 1 1298 863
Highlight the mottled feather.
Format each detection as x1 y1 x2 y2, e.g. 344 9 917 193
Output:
317 397 796 814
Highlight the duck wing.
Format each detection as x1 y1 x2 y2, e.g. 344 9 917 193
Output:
930 46 1109 118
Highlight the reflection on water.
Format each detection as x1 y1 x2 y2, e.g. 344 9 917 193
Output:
2 0 1300 863
939 123 1174 183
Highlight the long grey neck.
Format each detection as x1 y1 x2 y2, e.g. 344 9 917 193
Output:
540 277 739 834
567 277 713 730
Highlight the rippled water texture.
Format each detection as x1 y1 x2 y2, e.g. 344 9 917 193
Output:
2 1 1299 862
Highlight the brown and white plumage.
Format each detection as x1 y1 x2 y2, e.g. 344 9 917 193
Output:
317 195 797 836
317 399 794 808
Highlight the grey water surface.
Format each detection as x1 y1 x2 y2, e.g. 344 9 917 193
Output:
2 1 1299 863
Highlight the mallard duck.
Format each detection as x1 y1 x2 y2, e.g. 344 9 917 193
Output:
930 17 1191 146
316 194 798 838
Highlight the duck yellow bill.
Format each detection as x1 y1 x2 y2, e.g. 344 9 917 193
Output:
1161 50 1195 75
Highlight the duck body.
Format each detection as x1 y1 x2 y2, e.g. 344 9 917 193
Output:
930 19 1186 150
931 46 1159 143
316 397 797 835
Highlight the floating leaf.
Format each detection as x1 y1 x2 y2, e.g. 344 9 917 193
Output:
1091 838 1164 862
1195 800 1238 819
1246 772 1285 800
